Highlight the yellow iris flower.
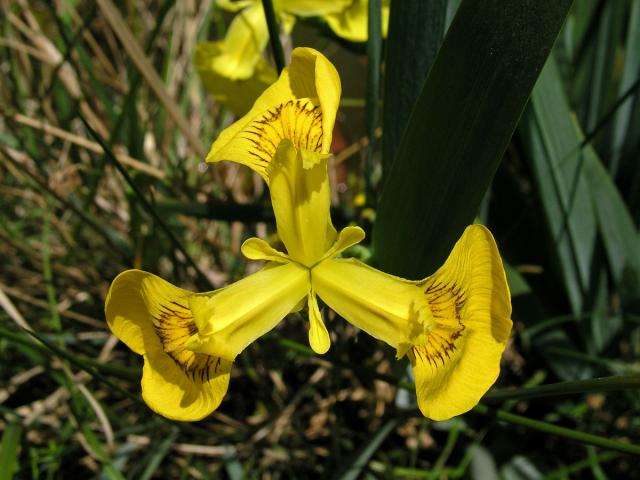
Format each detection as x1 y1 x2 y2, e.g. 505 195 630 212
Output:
106 48 512 422
196 0 389 114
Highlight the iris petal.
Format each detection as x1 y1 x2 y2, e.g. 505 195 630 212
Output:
308 290 331 354
268 139 336 266
312 226 512 420
187 262 311 361
206 47 341 179
411 225 512 420
105 270 230 421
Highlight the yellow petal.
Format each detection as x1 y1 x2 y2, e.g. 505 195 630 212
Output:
104 270 231 421
195 41 277 116
278 0 351 17
211 2 269 81
186 262 311 360
312 258 428 348
324 0 390 43
268 139 336 266
206 47 341 179
411 225 512 420
319 226 365 262
307 290 330 353
241 237 290 263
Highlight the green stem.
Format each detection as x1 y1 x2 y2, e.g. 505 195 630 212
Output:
486 375 640 402
365 0 382 205
473 403 640 455
262 0 285 73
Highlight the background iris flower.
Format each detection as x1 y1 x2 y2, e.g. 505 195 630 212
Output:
196 0 389 114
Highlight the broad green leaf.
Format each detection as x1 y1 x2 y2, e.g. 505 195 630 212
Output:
582 140 640 301
520 56 597 314
610 0 640 175
372 0 573 278
381 0 446 174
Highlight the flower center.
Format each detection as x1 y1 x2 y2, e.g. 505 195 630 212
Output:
152 300 222 382
399 279 467 367
242 98 323 175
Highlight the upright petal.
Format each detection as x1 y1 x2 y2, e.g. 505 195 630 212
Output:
186 262 311 360
268 139 335 265
206 47 341 180
411 225 512 420
105 270 231 421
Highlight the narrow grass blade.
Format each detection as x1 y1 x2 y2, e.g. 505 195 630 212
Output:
138 427 179 480
382 0 446 174
472 403 640 455
486 375 640 402
333 419 397 480
0 421 22 480
610 0 640 175
372 0 573 278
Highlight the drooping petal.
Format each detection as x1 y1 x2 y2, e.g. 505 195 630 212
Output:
104 270 231 421
211 2 270 81
206 47 341 180
307 289 330 354
268 139 336 265
195 41 277 116
410 225 512 420
324 0 390 43
312 258 430 349
186 262 311 360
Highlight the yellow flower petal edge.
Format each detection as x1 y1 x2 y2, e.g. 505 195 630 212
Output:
105 270 231 421
206 47 341 180
311 225 512 420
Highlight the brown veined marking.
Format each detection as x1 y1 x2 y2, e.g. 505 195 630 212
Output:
241 99 324 168
152 300 221 383
412 280 466 369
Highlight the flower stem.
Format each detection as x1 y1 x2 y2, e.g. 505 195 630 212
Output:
262 0 285 73
485 375 640 402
